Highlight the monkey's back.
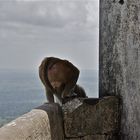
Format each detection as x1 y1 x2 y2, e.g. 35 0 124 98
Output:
47 60 76 89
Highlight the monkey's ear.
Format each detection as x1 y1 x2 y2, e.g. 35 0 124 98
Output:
39 57 48 79
39 57 50 87
76 68 80 80
78 69 80 75
39 57 59 92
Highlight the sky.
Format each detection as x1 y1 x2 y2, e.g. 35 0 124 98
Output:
0 0 99 72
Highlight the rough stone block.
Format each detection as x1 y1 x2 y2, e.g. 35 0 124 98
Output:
0 103 64 140
63 96 120 138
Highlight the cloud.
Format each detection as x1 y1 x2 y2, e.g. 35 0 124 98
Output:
0 0 98 28
0 0 99 44
0 0 99 70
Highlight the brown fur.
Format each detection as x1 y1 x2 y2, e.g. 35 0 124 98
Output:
39 57 86 104
74 85 87 98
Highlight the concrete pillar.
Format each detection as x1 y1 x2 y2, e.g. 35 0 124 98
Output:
99 0 140 139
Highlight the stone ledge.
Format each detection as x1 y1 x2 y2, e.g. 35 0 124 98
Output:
0 103 64 140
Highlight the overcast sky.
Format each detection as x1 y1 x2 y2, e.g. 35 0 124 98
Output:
0 0 99 72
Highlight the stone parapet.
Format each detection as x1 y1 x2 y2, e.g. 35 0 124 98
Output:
0 103 64 140
0 96 120 140
63 96 120 139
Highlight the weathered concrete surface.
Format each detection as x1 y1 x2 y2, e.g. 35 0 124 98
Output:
63 96 120 138
100 0 140 140
65 134 118 140
0 103 64 140
0 109 51 140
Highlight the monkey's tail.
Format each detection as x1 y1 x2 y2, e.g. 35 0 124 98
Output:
74 84 87 98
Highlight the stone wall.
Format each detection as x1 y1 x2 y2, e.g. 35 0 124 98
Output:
99 0 140 139
0 97 120 140
63 96 120 140
0 103 64 140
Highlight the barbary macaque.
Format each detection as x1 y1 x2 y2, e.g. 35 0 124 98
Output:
39 57 86 104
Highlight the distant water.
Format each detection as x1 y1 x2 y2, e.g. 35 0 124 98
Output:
0 69 98 127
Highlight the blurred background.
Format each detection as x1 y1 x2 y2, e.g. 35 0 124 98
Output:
0 0 99 126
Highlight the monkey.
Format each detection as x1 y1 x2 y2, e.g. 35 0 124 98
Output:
73 84 86 98
39 57 87 105
62 84 87 104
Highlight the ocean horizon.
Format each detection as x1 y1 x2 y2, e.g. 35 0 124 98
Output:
0 69 98 127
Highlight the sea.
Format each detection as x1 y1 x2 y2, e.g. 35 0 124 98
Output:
0 69 98 127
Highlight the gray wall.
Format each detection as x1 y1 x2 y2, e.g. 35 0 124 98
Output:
99 0 140 140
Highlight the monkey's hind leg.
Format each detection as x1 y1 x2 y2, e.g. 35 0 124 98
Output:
74 84 87 98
